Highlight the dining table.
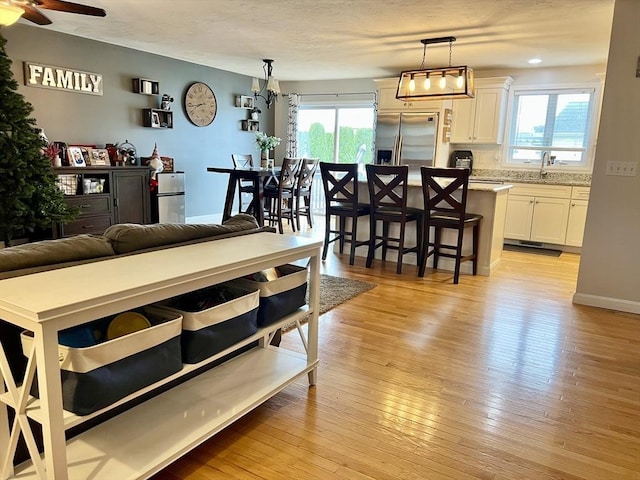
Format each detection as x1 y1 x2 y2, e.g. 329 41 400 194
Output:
207 166 278 226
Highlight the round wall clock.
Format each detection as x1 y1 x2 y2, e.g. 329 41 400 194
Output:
184 82 217 127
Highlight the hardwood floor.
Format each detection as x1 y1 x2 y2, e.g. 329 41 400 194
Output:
156 218 640 480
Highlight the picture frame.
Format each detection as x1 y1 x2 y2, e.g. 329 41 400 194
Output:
67 146 86 167
151 111 161 128
160 156 174 173
87 148 110 166
235 95 254 109
140 155 174 173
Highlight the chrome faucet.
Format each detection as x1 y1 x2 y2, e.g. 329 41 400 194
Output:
539 151 549 178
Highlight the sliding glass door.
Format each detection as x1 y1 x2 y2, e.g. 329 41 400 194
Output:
296 107 374 165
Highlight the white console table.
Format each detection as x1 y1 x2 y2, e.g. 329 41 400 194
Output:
0 233 322 479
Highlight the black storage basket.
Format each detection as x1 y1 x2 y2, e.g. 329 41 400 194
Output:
229 264 308 327
152 282 260 364
21 308 182 416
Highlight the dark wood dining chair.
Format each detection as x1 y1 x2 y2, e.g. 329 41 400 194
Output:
294 158 319 230
263 158 301 234
231 153 254 214
365 164 423 274
319 162 370 265
419 167 482 284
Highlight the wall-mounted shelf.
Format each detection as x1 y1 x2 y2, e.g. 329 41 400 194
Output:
241 119 259 132
133 78 160 95
143 108 173 129
235 95 255 109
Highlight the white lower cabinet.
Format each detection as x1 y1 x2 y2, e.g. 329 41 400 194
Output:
504 183 577 246
529 197 570 244
565 187 591 247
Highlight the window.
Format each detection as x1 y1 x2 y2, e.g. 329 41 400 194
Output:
507 88 597 168
295 99 375 165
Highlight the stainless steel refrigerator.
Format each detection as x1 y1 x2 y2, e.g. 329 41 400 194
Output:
152 172 185 223
374 112 439 167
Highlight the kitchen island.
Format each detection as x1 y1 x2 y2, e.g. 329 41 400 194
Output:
349 175 512 276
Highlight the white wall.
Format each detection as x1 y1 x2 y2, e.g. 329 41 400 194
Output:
574 0 640 314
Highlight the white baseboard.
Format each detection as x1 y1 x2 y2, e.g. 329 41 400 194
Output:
572 293 640 314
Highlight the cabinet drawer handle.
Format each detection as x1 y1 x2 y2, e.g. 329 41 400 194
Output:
82 225 94 229
80 204 92 209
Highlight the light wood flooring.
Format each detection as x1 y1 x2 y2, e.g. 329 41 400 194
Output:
156 217 640 480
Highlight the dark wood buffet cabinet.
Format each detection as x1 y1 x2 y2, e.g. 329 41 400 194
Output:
54 166 151 237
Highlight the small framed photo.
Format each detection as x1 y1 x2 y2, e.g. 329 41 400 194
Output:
67 146 86 167
160 156 174 173
87 148 110 166
235 95 254 109
151 112 161 127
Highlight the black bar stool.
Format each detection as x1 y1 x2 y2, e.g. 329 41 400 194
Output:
231 153 254 214
365 164 423 274
419 167 482 284
294 158 320 230
319 162 370 265
263 158 301 234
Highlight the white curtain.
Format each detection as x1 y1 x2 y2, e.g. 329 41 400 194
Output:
286 93 299 157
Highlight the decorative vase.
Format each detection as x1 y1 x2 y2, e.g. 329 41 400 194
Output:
260 150 268 168
53 155 62 167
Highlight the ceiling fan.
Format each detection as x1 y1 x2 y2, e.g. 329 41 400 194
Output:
0 1 106 26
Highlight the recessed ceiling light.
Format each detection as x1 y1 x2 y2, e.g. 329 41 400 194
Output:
528 58 542 64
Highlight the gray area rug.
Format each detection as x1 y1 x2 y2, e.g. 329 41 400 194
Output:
311 274 377 316
284 274 376 331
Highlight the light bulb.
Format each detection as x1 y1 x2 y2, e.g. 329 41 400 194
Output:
456 70 464 88
439 73 446 89
423 74 431 90
0 3 24 26
408 75 415 92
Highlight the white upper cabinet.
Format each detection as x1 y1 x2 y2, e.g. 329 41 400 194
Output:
375 78 444 113
450 76 513 144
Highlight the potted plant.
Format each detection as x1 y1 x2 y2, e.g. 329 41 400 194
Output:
255 132 281 168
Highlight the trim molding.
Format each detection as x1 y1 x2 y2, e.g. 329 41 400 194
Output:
572 293 640 315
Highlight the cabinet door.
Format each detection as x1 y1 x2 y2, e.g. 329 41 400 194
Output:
565 200 588 247
530 197 570 245
112 170 151 224
377 85 443 112
504 195 534 240
472 88 504 143
449 97 474 143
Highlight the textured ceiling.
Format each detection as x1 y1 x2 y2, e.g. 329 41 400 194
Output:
19 0 615 81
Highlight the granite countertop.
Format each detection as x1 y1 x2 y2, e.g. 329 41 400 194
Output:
470 169 591 187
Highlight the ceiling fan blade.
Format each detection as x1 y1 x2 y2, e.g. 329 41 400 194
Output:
37 0 106 17
22 5 53 25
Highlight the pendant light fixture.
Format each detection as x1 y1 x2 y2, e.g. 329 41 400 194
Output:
396 36 474 101
251 59 281 109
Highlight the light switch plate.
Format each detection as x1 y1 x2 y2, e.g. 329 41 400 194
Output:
605 161 638 176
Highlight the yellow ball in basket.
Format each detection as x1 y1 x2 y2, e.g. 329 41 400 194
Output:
107 312 151 340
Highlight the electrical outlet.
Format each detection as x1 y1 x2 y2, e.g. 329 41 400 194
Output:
606 161 638 176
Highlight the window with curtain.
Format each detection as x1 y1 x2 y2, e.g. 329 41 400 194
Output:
506 87 598 168
294 94 375 165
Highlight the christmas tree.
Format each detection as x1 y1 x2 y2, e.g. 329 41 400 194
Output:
0 32 76 245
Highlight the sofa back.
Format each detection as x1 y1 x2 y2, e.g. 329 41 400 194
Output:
0 214 272 279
